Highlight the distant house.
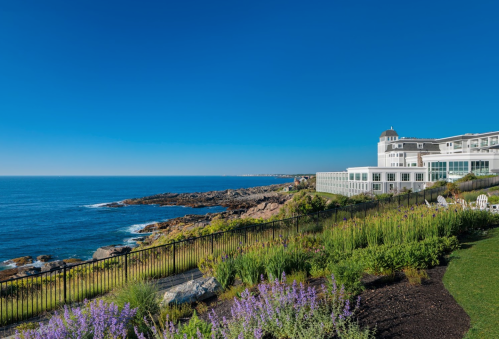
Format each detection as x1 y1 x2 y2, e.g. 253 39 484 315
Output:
283 185 294 192
294 178 300 186
299 177 308 184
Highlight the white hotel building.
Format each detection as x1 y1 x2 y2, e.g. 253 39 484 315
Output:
317 129 499 197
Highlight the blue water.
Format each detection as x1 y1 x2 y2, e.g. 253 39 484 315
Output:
0 176 292 265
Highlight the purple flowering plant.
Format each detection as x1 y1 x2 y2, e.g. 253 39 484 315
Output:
139 273 371 339
16 299 137 339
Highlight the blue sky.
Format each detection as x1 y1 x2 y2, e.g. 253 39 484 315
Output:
1 0 498 175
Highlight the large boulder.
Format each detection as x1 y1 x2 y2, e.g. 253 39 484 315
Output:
41 260 65 272
161 277 222 306
92 246 131 260
37 255 52 262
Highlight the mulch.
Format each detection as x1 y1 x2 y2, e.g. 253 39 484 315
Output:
357 265 470 339
198 265 469 339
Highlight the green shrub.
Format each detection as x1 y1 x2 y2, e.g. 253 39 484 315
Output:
105 280 160 334
214 256 237 290
159 302 194 324
328 260 364 295
235 251 265 286
177 311 211 338
489 195 499 204
264 246 290 281
352 236 459 275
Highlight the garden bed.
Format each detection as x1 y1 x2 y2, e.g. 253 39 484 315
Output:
188 265 470 339
358 265 469 339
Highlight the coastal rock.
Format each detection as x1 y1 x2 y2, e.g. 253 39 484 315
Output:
161 277 221 306
63 258 83 264
41 260 65 272
107 202 124 208
15 267 41 278
37 255 52 262
114 183 290 209
0 268 19 281
241 201 282 219
92 246 131 260
10 256 33 267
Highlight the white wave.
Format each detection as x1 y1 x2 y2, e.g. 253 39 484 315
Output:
126 222 158 234
1 261 16 269
84 201 124 208
84 202 111 208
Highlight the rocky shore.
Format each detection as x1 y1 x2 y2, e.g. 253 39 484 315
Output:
1 182 294 281
109 183 289 209
126 184 292 234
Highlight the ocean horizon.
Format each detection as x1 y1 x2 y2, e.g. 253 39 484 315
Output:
0 176 292 268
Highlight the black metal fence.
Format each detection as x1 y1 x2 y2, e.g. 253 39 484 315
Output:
1 175 499 326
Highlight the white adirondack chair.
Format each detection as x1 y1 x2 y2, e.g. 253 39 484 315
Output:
475 194 488 211
456 198 468 210
425 199 432 208
437 195 448 208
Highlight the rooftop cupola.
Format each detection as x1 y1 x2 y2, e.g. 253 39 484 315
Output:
380 127 398 141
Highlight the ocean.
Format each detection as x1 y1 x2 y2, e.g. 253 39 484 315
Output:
0 176 292 267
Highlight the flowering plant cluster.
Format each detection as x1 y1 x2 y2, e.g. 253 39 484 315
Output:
139 273 372 339
16 300 137 339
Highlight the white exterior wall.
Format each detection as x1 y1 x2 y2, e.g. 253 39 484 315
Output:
316 172 349 195
317 168 426 197
346 167 426 197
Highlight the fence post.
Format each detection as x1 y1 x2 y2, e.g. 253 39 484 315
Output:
316 211 319 228
350 206 353 220
172 242 176 274
272 221 275 240
211 234 214 254
364 203 367 219
296 216 299 234
408 192 410 207
125 252 128 283
63 264 67 304
398 194 401 207
335 208 338 223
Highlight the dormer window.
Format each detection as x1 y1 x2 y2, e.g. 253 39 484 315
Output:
417 143 423 149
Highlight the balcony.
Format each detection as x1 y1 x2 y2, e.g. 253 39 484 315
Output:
454 144 462 149
491 139 498 146
471 143 479 148
481 141 489 147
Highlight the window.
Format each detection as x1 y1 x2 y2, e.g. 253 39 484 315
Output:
372 183 381 191
387 173 396 181
389 183 395 191
449 161 469 174
355 173 360 181
401 173 410 181
372 173 381 181
471 161 489 174
362 173 368 181
416 173 424 181
428 161 447 181
349 173 354 180
417 143 423 149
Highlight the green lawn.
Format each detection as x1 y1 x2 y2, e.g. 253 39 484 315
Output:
312 191 341 199
444 227 499 339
